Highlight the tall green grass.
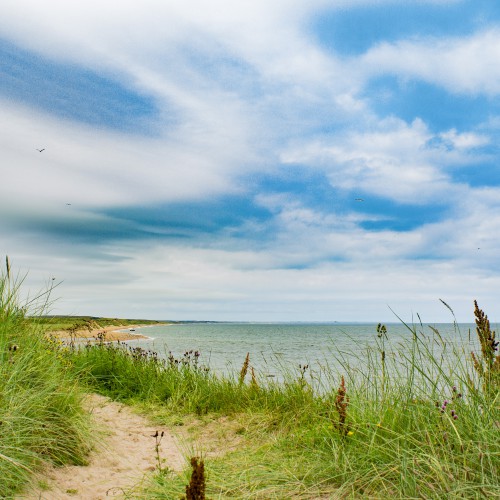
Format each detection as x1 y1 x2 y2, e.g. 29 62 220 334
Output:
0 261 93 497
66 304 499 498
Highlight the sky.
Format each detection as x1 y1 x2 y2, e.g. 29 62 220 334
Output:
2 0 500 322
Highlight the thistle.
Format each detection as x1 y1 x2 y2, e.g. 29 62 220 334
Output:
151 430 165 474
298 363 309 389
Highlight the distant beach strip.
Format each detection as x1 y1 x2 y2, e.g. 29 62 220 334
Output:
48 324 159 342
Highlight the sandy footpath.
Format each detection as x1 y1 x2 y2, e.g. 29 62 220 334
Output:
20 394 185 499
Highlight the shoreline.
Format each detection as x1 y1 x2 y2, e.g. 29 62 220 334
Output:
48 324 160 342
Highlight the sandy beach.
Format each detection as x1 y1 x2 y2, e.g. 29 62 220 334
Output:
48 324 155 342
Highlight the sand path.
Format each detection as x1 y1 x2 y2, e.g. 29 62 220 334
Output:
20 394 185 499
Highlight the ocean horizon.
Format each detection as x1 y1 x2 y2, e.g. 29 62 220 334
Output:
123 321 481 381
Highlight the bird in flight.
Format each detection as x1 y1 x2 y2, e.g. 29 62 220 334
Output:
66 203 72 206
355 198 364 202
36 148 45 152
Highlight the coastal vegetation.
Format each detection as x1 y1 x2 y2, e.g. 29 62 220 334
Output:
1 261 499 498
0 263 93 497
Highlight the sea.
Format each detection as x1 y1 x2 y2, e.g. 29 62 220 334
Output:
122 322 482 382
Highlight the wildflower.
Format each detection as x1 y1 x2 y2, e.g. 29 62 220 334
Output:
347 431 354 437
334 375 350 437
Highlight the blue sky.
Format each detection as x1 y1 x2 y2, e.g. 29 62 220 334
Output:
2 0 500 322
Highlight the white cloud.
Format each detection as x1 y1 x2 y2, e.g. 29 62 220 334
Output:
359 29 500 96
10 236 497 323
0 1 356 216
438 129 490 149
281 118 474 204
0 1 339 87
6 171 500 323
0 99 255 214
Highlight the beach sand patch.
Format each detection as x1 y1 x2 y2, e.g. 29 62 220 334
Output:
48 324 151 343
19 394 184 499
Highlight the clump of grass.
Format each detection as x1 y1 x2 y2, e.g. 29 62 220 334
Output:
0 259 93 497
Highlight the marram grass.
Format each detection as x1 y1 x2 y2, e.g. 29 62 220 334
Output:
0 263 93 498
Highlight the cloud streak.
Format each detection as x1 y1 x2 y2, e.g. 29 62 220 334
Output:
360 29 500 95
2 0 500 322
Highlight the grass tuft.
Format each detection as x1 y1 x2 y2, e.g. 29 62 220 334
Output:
0 259 93 497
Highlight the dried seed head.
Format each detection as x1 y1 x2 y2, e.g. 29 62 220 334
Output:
184 457 205 500
239 352 250 384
